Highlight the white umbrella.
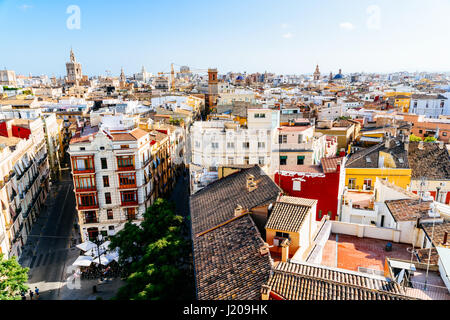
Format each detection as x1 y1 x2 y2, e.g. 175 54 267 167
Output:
93 254 112 266
85 242 111 258
72 255 93 267
105 249 119 263
76 241 96 252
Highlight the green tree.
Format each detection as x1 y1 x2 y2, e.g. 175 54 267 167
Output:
424 136 437 142
0 254 29 300
409 134 422 142
110 198 193 300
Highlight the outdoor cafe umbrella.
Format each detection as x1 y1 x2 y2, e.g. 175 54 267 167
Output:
72 255 94 267
76 241 97 252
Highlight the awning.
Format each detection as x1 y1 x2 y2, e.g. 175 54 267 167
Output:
76 241 97 252
72 255 93 267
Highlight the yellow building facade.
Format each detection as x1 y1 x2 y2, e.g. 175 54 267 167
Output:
345 167 411 191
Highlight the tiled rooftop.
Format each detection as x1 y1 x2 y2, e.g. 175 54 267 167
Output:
193 215 272 300
421 221 450 247
265 197 315 233
265 261 411 300
321 156 343 174
408 141 450 180
190 165 280 235
386 199 433 222
322 233 412 272
347 138 409 169
190 165 280 300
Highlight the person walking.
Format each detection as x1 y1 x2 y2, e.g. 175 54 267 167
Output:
29 290 34 300
34 287 39 299
21 292 26 300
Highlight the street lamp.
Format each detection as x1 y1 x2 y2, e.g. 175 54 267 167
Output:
91 234 104 280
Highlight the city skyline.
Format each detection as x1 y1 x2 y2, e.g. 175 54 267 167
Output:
1 0 450 76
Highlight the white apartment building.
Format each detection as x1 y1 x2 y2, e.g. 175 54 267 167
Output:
317 104 345 121
190 109 280 170
68 123 166 242
0 119 50 258
410 94 450 118
216 89 256 106
270 124 327 174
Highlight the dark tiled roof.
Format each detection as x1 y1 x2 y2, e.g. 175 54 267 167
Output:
265 197 316 233
422 221 450 247
385 199 433 222
347 138 409 169
266 262 411 300
408 142 450 180
190 165 281 235
193 215 272 300
190 165 280 300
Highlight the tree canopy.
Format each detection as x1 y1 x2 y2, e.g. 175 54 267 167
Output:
0 254 29 300
110 198 193 300
409 134 423 142
424 136 437 142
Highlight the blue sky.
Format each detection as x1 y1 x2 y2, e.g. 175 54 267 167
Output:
1 0 450 77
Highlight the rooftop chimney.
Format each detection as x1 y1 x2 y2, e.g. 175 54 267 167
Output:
443 231 448 246
385 138 393 149
418 141 424 150
404 141 409 152
234 205 245 217
261 285 271 301
259 243 270 256
247 174 258 192
439 141 444 150
281 239 291 262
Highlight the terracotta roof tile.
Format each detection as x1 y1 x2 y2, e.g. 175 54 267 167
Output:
408 142 450 180
111 133 136 141
190 165 281 235
386 199 433 222
193 215 272 300
421 221 450 247
321 157 344 173
266 262 412 300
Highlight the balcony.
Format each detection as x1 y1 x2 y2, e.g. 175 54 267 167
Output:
73 167 95 174
16 164 32 181
13 224 24 243
119 183 137 190
38 154 48 166
117 165 135 172
121 200 138 207
78 203 99 210
75 186 97 193
273 142 315 153
82 216 99 224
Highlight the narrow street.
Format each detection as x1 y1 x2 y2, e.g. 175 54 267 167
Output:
19 167 79 300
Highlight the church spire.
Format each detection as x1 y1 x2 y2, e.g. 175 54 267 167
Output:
70 48 76 62
120 67 126 83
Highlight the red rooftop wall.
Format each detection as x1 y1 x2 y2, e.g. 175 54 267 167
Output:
274 169 341 221
12 125 31 140
0 122 8 137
